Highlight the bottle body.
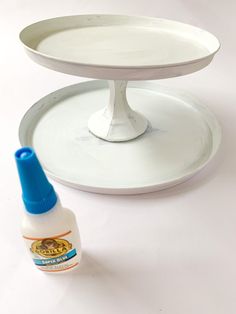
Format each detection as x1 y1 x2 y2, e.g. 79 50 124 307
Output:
21 201 81 273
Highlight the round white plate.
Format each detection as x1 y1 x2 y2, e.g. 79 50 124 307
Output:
19 81 221 194
20 15 220 80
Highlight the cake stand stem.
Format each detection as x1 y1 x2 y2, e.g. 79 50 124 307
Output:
88 80 148 142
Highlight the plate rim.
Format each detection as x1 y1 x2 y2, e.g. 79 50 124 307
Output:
19 14 221 71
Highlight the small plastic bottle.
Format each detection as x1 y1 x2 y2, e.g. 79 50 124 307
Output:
15 147 82 273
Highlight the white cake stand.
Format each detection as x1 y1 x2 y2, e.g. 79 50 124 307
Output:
19 15 221 194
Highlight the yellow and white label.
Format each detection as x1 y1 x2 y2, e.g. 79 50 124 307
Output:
23 231 79 272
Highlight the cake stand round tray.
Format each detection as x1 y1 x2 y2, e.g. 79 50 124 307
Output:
19 15 221 194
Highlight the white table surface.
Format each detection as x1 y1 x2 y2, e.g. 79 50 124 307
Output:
0 1 236 313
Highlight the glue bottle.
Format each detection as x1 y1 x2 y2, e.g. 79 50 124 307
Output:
15 147 82 273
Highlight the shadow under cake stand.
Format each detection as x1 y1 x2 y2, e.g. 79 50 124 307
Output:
19 15 221 194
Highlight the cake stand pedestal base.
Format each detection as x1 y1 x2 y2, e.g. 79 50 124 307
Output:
88 80 148 142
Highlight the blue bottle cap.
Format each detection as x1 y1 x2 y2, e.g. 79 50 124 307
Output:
15 147 57 214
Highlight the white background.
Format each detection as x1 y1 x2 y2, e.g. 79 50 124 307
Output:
0 1 236 313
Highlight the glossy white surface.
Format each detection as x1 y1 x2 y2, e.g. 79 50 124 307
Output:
2 1 236 314
36 24 208 66
20 15 220 79
19 81 221 193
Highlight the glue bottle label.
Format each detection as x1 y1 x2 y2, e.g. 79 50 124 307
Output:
23 230 79 272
